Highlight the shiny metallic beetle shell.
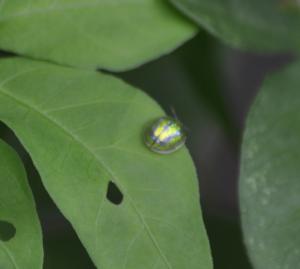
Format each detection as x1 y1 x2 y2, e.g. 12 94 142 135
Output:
144 116 187 154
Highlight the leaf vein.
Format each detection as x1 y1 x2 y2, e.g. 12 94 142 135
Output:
122 226 145 269
0 242 20 269
45 100 145 114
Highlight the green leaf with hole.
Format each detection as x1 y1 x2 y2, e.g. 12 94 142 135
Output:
0 58 212 269
170 0 300 52
240 62 300 268
0 0 196 71
0 139 43 269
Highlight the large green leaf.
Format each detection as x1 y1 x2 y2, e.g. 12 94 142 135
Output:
240 62 300 268
0 139 43 269
170 0 300 52
0 58 212 268
0 0 196 71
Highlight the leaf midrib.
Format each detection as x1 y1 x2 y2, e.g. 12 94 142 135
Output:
0 85 172 269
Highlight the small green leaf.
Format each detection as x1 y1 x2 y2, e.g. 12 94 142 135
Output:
170 0 300 52
240 62 300 268
0 58 212 269
0 139 43 269
0 0 196 71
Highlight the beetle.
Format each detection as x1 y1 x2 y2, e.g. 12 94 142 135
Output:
144 116 187 154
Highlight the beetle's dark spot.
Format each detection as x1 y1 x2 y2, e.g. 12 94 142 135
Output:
0 220 16 241
106 181 123 205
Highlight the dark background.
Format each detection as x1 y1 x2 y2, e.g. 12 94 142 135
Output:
0 30 292 268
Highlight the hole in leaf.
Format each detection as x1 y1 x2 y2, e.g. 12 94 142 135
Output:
0 220 16 241
106 181 123 205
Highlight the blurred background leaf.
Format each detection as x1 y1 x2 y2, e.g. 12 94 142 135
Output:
0 0 196 71
170 0 300 52
240 61 300 269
